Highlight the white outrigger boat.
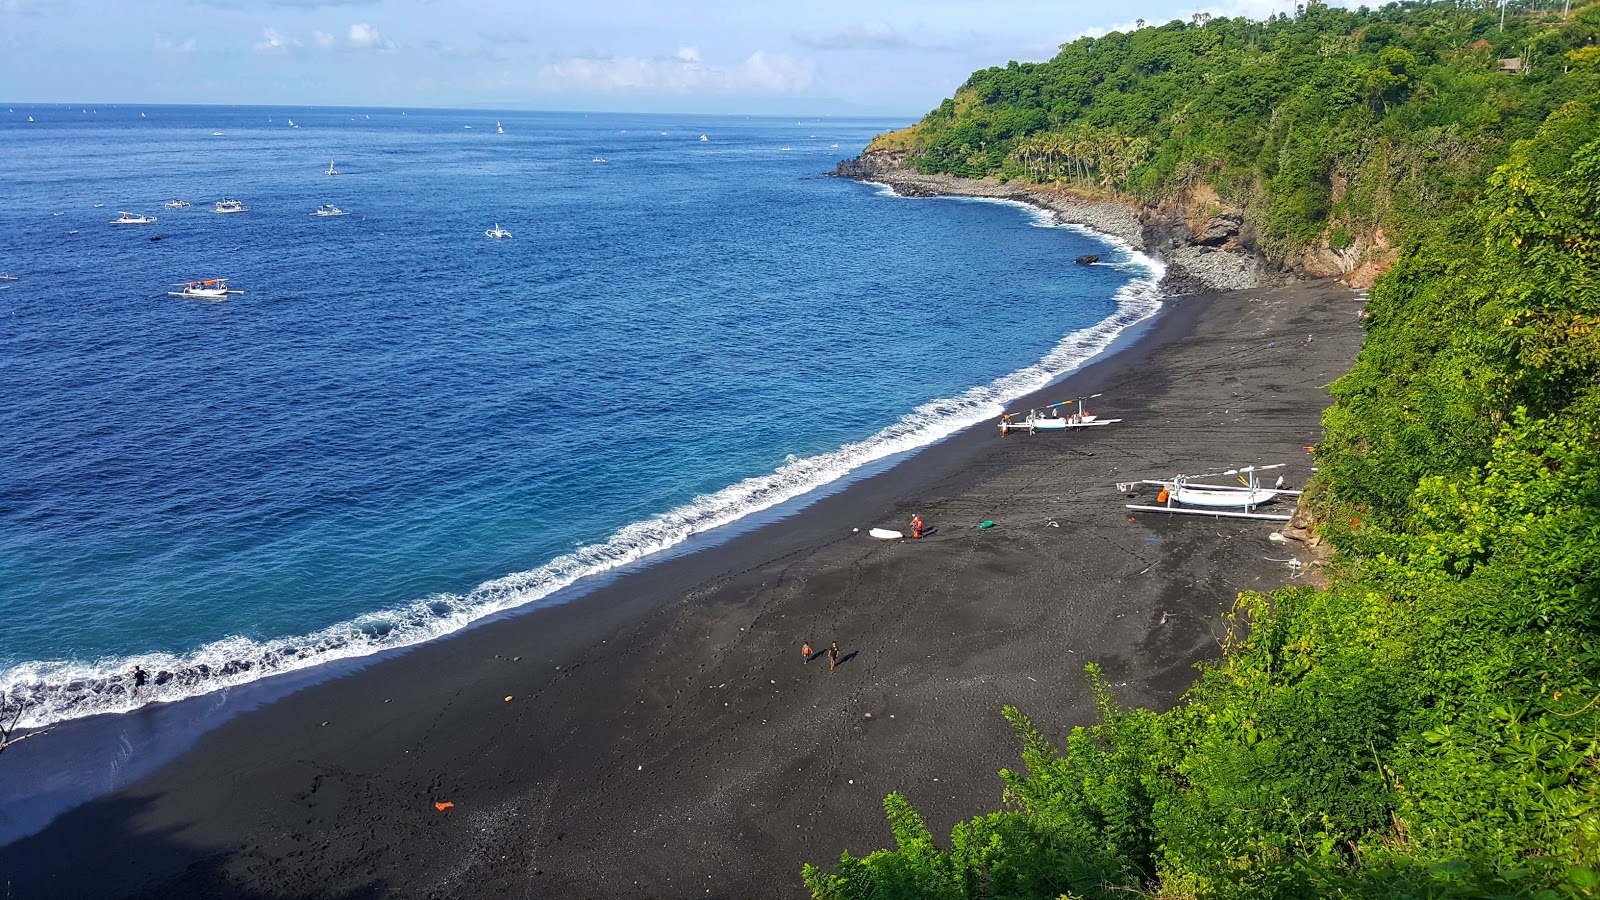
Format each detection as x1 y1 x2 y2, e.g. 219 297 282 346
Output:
213 199 248 214
1119 464 1300 521
110 211 158 225
312 204 348 217
168 278 244 301
1000 395 1121 435
485 223 512 239
326 158 339 175
163 199 191 209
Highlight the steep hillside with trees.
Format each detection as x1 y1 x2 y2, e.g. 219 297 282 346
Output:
807 4 1600 897
857 0 1600 279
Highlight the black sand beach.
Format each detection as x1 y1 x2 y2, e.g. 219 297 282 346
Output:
0 277 1365 899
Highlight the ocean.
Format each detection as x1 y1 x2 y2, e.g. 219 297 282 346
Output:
0 104 1162 728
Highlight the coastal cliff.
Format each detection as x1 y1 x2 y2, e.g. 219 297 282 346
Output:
831 150 1274 295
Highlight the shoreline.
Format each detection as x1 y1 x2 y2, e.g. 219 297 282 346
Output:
4 179 1168 736
835 155 1272 295
0 271 1366 898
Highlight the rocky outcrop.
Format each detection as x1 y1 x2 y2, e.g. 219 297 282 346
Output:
830 152 1399 294
829 152 1272 293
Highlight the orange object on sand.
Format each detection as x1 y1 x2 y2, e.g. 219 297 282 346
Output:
1156 488 1169 504
435 801 455 812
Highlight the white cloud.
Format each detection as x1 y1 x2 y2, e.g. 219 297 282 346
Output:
156 35 197 53
347 23 393 49
737 51 812 93
253 27 297 53
314 30 335 49
795 24 907 51
537 48 813 95
793 24 970 53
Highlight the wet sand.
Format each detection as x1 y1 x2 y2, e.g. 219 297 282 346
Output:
0 279 1365 899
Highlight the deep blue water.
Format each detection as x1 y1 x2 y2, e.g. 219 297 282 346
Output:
0 104 1161 726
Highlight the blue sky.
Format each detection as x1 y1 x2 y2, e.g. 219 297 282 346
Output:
2 0 1328 116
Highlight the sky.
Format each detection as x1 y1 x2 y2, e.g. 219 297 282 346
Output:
1 0 1340 117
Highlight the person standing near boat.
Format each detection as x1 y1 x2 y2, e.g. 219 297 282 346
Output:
910 515 925 539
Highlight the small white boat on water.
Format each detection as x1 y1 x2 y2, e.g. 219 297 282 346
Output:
312 204 348 217
326 158 338 175
699 133 709 142
592 157 606 163
168 278 243 301
110 211 158 225
497 121 504 134
213 199 248 214
288 119 298 128
485 223 512 239
212 131 224 136
164 199 191 209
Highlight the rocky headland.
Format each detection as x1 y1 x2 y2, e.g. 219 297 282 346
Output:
831 151 1386 294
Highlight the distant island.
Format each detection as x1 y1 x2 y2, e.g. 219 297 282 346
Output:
811 2 1600 897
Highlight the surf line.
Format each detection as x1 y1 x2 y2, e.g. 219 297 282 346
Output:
2 226 1165 731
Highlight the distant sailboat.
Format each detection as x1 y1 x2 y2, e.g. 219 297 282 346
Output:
497 121 504 134
326 158 339 176
28 115 34 122
699 133 708 142
288 118 298 128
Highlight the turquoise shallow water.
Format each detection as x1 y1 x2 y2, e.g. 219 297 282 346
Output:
0 104 1161 726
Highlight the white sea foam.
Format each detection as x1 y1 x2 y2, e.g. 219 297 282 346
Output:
1 211 1165 730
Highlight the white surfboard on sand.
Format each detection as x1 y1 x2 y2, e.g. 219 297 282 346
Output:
868 528 904 540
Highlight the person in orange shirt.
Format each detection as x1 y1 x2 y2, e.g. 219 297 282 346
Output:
910 515 924 539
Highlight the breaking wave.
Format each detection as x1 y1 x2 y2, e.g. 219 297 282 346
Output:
1 224 1164 730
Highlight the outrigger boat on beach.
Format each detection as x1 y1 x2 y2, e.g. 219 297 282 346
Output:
167 278 244 301
1119 464 1300 521
1000 394 1121 435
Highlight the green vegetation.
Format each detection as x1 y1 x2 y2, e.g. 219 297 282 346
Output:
805 4 1600 898
870 1 1600 260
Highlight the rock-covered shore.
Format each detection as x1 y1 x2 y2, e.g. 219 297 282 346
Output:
831 152 1274 295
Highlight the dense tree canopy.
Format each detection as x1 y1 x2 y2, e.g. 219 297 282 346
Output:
869 0 1600 259
807 4 1600 897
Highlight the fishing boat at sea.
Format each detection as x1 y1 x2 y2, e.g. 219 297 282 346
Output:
326 158 339 176
109 211 157 225
1118 464 1299 521
163 199 190 209
213 199 248 214
485 223 512 239
167 278 244 301
312 204 348 217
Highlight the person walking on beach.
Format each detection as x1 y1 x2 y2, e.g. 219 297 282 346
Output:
132 665 148 698
829 641 840 672
802 642 813 665
910 514 924 539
